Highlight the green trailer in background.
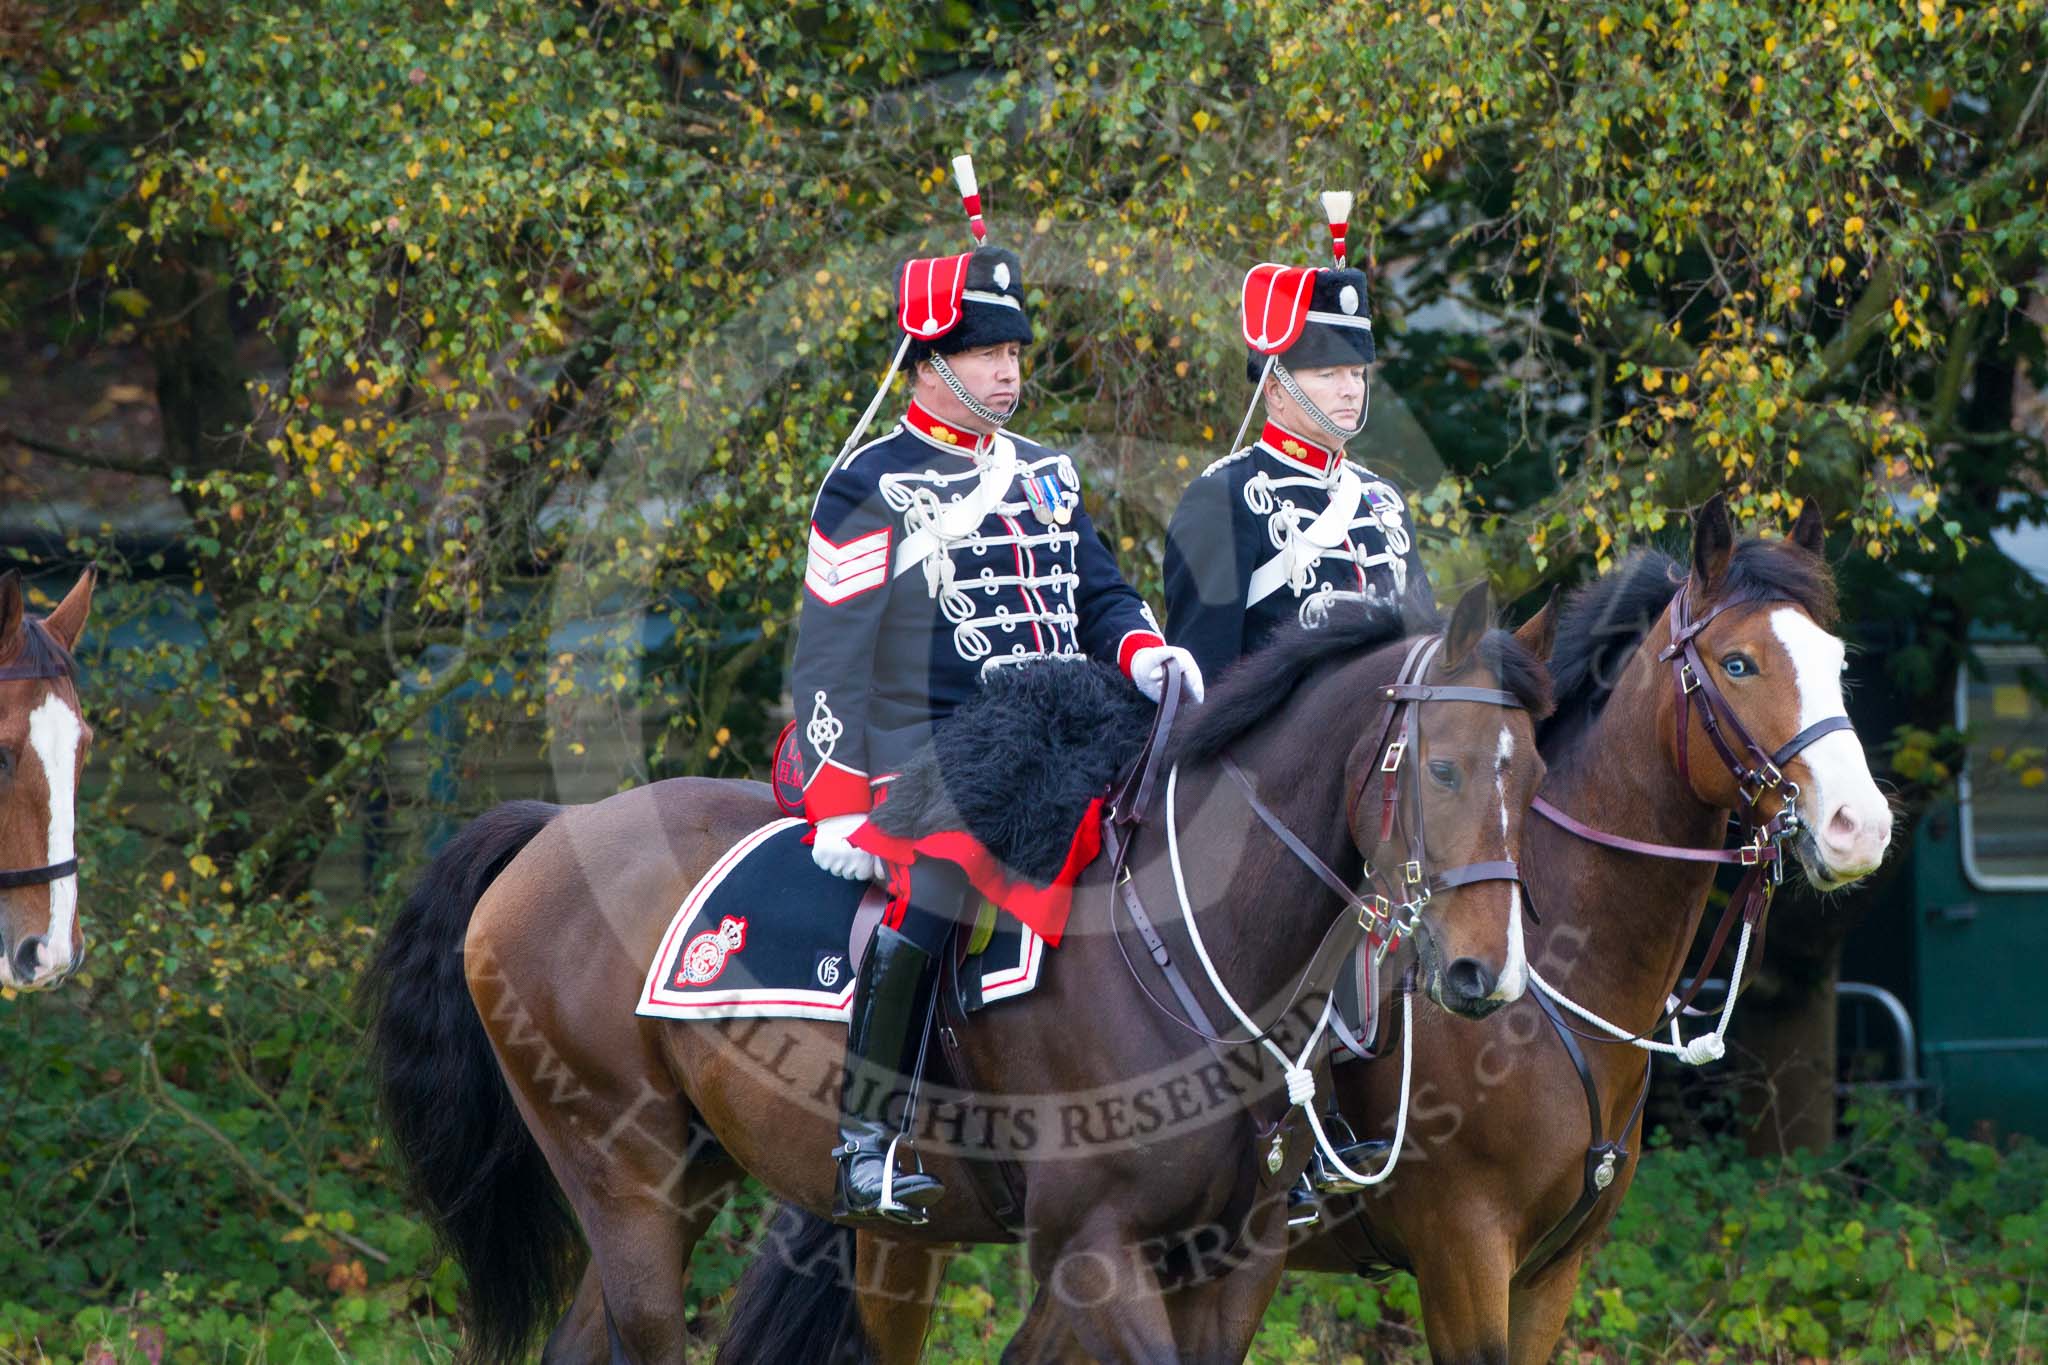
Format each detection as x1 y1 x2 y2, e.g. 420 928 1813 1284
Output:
1908 633 2048 1139
1851 516 2048 1141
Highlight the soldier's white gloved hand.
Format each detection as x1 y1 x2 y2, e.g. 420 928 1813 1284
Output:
1130 644 1206 705
811 813 887 882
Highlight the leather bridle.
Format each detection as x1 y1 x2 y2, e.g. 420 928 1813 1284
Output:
1345 635 1530 945
1531 581 1854 1033
0 622 81 891
1104 635 1531 1050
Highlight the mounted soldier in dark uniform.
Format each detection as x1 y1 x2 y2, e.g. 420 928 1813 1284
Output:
1163 190 1432 686
1163 191 1439 1219
789 157 1203 1224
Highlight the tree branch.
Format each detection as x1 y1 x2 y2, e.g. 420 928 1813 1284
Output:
1 426 165 479
141 1043 390 1266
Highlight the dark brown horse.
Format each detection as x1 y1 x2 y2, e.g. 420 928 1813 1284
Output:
1285 497 1893 1363
0 569 94 992
365 586 1553 1363
819 498 1891 1363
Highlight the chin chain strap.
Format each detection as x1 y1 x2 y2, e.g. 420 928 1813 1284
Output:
1272 357 1369 446
926 352 1016 430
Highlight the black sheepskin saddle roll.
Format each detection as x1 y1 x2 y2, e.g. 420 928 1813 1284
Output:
867 658 1156 885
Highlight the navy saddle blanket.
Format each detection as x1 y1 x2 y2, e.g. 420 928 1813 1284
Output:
635 818 1045 1023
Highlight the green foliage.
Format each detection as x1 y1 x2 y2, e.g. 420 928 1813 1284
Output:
1253 1098 2048 1364
5 1074 2038 1363
2 1 2046 1359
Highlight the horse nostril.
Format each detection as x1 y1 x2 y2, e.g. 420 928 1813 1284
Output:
1826 804 1861 844
14 935 43 981
1445 957 1494 1003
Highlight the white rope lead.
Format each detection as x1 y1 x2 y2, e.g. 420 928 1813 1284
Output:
1165 764 1412 1187
1527 920 1754 1066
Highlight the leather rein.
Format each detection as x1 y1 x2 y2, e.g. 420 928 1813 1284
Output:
1104 635 1530 1052
0 621 80 891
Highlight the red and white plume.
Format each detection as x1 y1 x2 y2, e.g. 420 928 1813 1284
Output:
1321 189 1353 266
953 154 987 245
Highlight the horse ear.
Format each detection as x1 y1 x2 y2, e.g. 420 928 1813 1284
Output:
1440 582 1492 673
1789 498 1825 556
42 566 96 651
1513 585 1562 664
0 571 21 653
1690 492 1735 593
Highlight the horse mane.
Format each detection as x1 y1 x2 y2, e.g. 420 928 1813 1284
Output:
1171 592 1552 769
0 617 75 680
1543 537 1838 745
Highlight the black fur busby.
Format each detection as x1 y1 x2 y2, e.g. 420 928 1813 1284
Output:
904 246 1034 366
866 659 1154 884
1246 266 1376 382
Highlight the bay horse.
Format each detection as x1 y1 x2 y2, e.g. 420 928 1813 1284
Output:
364 585 1552 1364
1285 495 1894 1363
0 568 95 992
818 497 1892 1363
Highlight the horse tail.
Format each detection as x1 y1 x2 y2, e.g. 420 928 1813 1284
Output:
361 799 574 1365
714 1203 871 1365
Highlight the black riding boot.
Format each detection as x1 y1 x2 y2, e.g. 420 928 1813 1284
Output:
833 924 946 1224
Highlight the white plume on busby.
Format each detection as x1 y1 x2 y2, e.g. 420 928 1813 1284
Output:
1227 187 1377 450
830 154 1035 467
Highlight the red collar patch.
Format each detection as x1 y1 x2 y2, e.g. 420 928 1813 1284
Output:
905 400 984 452
1258 420 1337 472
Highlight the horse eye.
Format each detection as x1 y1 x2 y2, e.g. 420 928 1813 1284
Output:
1721 654 1756 678
1427 758 1460 789
0 747 12 777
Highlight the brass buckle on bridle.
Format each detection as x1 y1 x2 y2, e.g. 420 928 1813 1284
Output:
1385 898 1425 948
1679 662 1702 694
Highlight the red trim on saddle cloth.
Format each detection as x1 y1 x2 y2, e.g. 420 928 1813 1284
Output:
847 797 1105 947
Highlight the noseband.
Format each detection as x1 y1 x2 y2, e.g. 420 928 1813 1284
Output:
0 623 81 891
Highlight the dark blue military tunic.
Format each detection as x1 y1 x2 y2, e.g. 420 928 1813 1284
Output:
1161 419 1430 685
791 400 1164 821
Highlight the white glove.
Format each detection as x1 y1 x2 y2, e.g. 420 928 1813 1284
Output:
811 813 887 882
1130 644 1205 704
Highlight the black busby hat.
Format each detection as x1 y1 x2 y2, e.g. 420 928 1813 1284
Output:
1243 265 1374 382
1242 191 1373 382
902 245 1033 366
824 155 1033 469
1223 190 1378 450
